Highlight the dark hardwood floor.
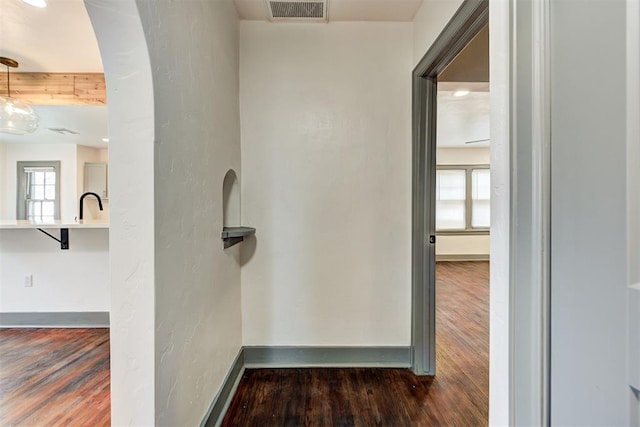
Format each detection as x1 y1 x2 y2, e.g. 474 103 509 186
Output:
0 328 110 426
0 262 487 426
222 261 489 427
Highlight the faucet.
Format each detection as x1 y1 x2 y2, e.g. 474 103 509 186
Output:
79 192 104 220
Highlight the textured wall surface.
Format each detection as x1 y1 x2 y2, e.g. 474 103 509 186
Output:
136 0 243 425
85 0 156 424
240 21 412 346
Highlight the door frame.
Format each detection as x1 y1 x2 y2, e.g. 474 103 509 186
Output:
410 0 489 376
411 0 553 425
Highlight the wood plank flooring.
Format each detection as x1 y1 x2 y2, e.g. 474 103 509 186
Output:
0 262 487 426
0 328 110 426
222 261 489 426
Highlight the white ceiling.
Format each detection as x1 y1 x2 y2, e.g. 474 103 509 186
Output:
0 0 103 72
1 0 106 148
0 106 108 147
437 85 489 148
1 0 483 151
234 0 424 22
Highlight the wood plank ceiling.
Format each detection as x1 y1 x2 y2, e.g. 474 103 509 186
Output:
0 73 106 106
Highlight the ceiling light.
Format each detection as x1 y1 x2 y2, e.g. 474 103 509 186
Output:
21 0 47 8
102 137 109 143
453 90 470 97
0 57 39 135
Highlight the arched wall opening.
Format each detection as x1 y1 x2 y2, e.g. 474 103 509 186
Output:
84 0 156 424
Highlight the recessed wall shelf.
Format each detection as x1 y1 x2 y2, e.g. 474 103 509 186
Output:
221 226 256 249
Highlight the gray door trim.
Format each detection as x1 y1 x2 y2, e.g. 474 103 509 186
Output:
510 0 552 424
411 0 488 376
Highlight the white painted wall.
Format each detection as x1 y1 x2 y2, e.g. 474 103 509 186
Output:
135 0 243 425
0 228 109 312
0 143 78 221
85 0 156 424
551 1 629 424
437 147 489 165
240 21 412 346
437 235 489 258
412 0 464 66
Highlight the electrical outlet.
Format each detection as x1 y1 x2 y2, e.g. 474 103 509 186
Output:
24 274 33 287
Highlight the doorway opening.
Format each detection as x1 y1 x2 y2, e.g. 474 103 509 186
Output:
411 0 488 378
433 22 490 424
411 7 490 423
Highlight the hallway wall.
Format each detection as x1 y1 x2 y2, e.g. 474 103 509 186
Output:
240 21 413 346
550 0 629 424
136 0 243 425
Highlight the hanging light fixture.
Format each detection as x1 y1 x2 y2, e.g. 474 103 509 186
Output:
0 57 39 135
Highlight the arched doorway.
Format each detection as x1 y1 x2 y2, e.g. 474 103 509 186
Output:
85 1 155 424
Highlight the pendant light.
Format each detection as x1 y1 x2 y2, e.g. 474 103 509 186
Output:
0 57 39 135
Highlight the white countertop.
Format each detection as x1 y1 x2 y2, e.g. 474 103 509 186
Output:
0 219 109 229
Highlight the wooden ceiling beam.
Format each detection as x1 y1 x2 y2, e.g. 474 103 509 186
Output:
0 73 106 106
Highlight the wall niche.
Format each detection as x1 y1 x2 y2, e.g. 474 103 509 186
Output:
221 169 255 249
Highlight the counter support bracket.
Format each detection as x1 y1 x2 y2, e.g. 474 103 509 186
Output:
37 228 69 250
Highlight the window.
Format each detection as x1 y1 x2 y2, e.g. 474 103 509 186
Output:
436 165 490 232
17 161 61 221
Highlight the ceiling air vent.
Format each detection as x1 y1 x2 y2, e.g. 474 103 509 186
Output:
266 0 328 22
48 128 79 135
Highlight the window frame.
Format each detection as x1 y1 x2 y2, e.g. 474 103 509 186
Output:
436 164 490 235
16 161 61 221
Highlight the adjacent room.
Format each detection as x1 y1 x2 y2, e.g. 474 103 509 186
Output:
0 0 111 424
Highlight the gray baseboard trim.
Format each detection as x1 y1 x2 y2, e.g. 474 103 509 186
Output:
0 312 109 328
200 345 411 426
244 346 412 368
436 254 490 262
202 348 245 427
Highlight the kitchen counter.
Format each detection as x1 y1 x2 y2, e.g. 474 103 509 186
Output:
0 219 109 229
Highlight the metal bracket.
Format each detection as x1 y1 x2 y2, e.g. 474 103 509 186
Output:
221 226 256 249
223 236 244 249
37 228 69 250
